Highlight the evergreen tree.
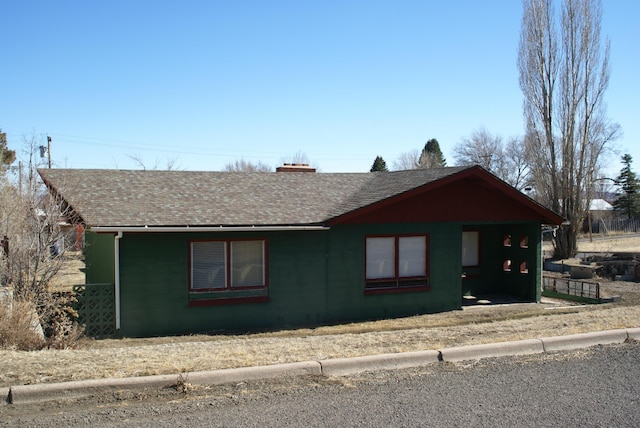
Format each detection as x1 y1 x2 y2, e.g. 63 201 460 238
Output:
613 154 640 219
0 130 16 172
418 138 446 168
370 155 388 172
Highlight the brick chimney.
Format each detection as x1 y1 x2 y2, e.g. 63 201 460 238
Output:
276 163 316 173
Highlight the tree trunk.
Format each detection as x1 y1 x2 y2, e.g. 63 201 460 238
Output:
554 226 578 259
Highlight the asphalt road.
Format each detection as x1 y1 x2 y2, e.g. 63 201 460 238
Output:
2 342 639 427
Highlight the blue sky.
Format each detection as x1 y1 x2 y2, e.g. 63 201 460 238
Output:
1 1 638 175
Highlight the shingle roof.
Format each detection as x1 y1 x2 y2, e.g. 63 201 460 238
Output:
38 167 471 228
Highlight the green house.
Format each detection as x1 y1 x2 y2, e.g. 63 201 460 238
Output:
40 165 564 337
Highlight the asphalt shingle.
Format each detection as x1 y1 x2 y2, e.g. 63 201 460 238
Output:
38 167 472 227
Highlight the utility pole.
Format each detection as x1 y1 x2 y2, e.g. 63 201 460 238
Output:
47 136 52 168
19 161 23 196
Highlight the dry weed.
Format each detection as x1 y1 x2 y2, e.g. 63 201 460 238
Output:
0 300 46 351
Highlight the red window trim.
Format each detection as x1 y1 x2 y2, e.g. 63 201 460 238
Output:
188 296 270 307
364 234 430 291
188 238 269 293
364 284 431 295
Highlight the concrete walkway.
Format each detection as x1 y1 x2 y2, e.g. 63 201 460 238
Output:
5 328 639 405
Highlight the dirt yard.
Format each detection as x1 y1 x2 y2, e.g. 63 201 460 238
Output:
0 234 638 388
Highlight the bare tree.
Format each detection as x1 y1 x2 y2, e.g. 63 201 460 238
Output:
1 134 83 348
502 136 532 191
223 159 272 172
128 153 181 170
392 149 421 171
453 128 505 172
454 129 532 191
518 0 619 258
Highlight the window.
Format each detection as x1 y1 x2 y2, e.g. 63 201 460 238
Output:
462 231 480 267
190 239 266 291
365 235 429 291
520 235 529 248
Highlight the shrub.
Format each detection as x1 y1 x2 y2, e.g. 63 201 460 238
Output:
0 299 46 351
39 291 84 349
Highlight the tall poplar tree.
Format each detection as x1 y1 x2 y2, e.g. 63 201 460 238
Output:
518 0 619 258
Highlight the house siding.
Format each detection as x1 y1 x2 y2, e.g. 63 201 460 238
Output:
84 232 115 285
460 222 542 301
104 223 465 337
84 219 542 337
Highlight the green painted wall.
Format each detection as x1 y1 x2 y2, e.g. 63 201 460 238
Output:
117 230 332 336
110 224 466 337
96 221 542 337
325 223 462 323
460 222 542 301
84 232 115 284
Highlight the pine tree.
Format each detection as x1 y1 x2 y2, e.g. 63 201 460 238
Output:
418 138 446 168
613 154 640 219
0 130 16 172
370 156 388 172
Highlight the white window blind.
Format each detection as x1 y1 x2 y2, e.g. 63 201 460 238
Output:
191 241 226 289
398 236 426 277
231 240 265 287
366 237 395 279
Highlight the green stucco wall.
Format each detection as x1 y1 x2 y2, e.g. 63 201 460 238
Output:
84 220 543 337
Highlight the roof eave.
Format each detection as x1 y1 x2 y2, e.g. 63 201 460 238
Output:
89 224 330 233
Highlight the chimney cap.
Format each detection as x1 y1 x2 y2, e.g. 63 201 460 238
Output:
276 163 316 173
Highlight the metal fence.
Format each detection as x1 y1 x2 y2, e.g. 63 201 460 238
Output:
542 276 600 301
73 283 115 338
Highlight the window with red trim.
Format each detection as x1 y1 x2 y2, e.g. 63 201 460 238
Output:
365 235 429 291
190 239 266 291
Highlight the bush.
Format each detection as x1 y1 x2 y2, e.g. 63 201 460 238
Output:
39 291 84 349
0 299 46 351
0 291 84 350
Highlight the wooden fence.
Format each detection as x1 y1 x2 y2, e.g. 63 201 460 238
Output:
594 217 640 234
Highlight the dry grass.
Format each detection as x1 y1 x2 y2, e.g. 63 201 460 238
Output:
0 301 46 352
1 299 638 387
49 251 85 292
0 235 638 388
545 234 640 253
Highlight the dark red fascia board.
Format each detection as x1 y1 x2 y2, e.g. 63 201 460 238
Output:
326 166 565 226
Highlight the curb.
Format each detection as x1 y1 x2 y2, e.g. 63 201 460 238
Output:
438 338 544 362
185 361 321 385
6 328 639 405
625 327 640 341
539 329 629 352
319 350 440 376
8 374 178 405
